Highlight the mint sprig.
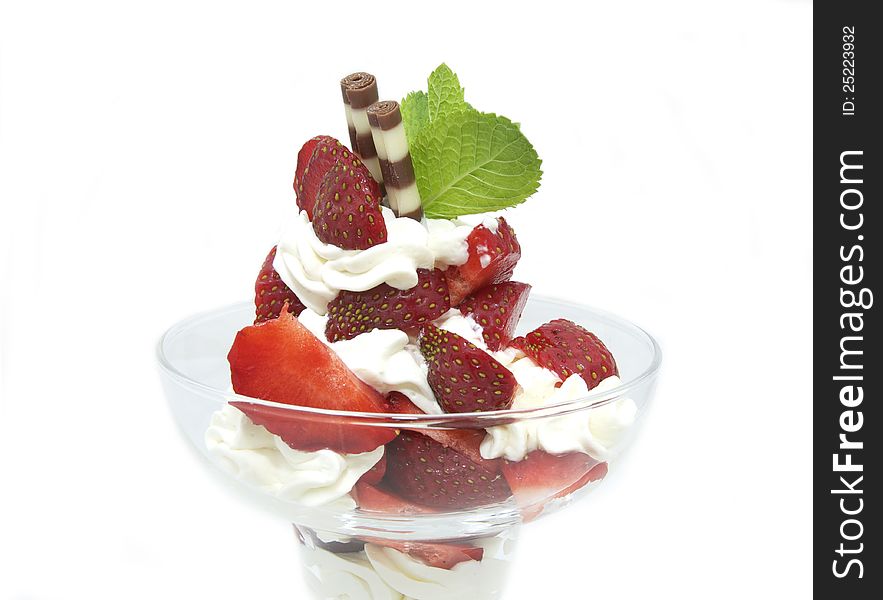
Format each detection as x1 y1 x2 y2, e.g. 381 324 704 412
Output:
411 112 541 218
401 64 542 219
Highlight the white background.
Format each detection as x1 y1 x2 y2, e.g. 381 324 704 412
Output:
0 1 812 598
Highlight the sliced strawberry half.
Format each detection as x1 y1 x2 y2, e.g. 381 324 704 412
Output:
357 454 387 486
293 135 336 217
459 281 531 351
446 218 521 306
254 246 306 324
227 311 396 453
383 392 498 471
325 269 450 342
419 324 517 413
312 159 386 250
512 319 618 389
382 430 511 510
364 538 484 570
352 482 437 514
502 451 607 514
295 136 363 219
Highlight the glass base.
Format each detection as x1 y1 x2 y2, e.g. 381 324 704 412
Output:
295 524 519 600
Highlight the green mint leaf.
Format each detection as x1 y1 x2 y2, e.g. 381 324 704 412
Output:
427 63 467 122
411 111 543 218
401 90 429 141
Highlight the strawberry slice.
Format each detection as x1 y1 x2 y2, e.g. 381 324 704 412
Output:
382 430 511 510
312 159 386 250
294 136 362 219
512 319 618 390
352 482 437 514
501 451 607 513
293 135 336 217
254 246 306 324
325 269 450 342
446 218 521 306
459 281 531 351
364 538 484 570
358 454 387 486
227 311 396 453
419 324 517 413
383 392 498 471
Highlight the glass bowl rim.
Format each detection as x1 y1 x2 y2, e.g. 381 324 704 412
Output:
156 295 662 427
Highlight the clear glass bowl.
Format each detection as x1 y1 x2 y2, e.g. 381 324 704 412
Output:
157 296 660 600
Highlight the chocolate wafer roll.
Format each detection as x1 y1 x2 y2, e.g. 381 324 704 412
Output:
367 100 422 220
340 72 382 183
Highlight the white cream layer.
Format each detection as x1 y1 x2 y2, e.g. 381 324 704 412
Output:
299 534 513 600
205 404 384 507
301 545 403 600
479 373 638 462
273 207 474 315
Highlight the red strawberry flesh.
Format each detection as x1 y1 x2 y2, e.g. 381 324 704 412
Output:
312 159 386 250
296 136 362 219
501 450 606 511
325 269 450 342
512 319 618 389
352 482 437 514
383 392 500 471
419 324 517 413
294 135 336 218
459 281 531 351
254 246 306 324
362 538 484 570
358 454 387 486
227 311 396 453
382 430 511 510
446 218 521 306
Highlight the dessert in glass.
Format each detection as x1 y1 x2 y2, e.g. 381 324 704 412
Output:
157 65 661 600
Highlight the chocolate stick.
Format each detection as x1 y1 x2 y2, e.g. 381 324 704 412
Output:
340 72 382 183
367 100 422 220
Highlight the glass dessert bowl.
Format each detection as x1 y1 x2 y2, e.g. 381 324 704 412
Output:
157 296 660 600
158 64 661 599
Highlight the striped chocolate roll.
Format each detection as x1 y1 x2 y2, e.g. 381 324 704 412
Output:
367 100 422 220
340 72 382 183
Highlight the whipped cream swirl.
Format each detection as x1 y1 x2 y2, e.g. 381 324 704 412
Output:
274 207 474 314
364 534 513 600
205 404 384 507
480 373 638 462
297 309 440 415
301 546 403 600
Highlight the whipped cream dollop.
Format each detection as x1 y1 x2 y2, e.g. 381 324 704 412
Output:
297 309 440 415
480 373 638 462
301 545 403 600
431 310 639 463
364 535 513 600
205 404 384 507
274 207 474 314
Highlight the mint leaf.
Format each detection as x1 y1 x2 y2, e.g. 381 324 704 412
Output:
411 111 543 218
401 90 429 141
427 63 469 122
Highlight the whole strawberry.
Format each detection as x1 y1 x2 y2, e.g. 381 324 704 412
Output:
312 159 386 250
459 281 531 351
325 269 450 341
512 319 618 389
382 430 511 510
419 324 517 413
254 246 306 323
